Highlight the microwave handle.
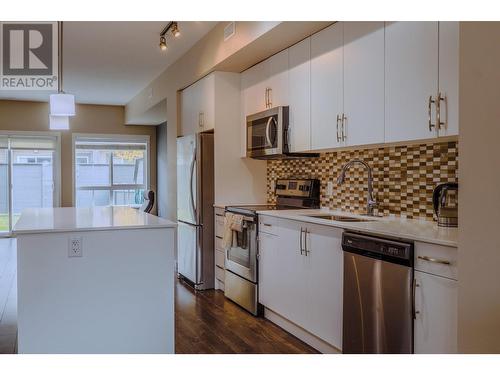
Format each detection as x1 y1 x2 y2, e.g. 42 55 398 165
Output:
265 116 276 147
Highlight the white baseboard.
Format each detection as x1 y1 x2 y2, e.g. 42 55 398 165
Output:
264 308 341 354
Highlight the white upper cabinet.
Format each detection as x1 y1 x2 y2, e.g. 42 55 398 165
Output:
179 73 215 136
241 49 289 116
288 38 311 152
311 22 344 150
343 22 385 147
266 49 289 108
438 21 459 137
241 60 269 117
385 22 439 143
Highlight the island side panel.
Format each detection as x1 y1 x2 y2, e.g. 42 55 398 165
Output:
16 227 175 354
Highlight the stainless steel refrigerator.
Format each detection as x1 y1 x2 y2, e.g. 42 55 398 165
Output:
177 132 214 290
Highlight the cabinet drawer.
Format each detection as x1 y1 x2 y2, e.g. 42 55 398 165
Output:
215 266 225 282
258 215 279 235
215 249 225 268
415 242 458 280
215 214 225 238
215 236 224 252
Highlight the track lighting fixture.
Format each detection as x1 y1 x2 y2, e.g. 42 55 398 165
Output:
159 22 180 51
159 36 167 50
171 22 180 37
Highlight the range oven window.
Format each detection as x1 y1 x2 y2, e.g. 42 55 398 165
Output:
247 115 278 151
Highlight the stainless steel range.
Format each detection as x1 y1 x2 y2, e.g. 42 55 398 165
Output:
224 178 320 315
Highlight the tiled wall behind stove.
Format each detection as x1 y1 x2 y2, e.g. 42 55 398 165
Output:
267 141 458 220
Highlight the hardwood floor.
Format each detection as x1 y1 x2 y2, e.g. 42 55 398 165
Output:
0 238 315 354
175 279 317 354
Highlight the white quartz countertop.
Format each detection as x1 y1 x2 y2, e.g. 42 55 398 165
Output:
257 209 458 247
12 206 177 235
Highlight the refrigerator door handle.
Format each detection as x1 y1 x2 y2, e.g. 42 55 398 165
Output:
189 148 197 221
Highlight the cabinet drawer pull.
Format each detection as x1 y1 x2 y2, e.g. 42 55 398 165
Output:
417 255 451 265
263 223 272 227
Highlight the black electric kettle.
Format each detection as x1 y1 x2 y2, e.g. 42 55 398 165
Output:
432 182 458 227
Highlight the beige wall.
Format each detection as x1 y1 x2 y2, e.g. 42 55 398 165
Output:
458 22 500 353
125 21 330 220
0 100 157 207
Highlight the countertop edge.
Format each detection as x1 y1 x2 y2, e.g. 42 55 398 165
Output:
256 210 458 248
12 222 177 235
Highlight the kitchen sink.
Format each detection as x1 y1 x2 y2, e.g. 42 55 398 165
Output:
303 214 375 222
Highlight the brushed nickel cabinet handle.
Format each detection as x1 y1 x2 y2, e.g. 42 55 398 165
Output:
417 255 451 265
304 229 309 256
267 87 272 108
412 278 420 319
299 227 304 255
428 95 436 132
342 113 347 141
336 114 341 142
436 92 445 130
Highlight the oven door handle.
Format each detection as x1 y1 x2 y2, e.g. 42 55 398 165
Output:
265 116 276 147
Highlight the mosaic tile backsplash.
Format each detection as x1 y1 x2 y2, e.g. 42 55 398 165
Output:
267 141 458 220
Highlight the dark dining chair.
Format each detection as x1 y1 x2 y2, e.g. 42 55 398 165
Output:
141 190 155 214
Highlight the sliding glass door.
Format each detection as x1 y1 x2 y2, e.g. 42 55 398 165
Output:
0 134 59 235
0 137 8 234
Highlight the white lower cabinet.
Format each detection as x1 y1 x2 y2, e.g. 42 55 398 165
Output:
258 217 343 350
414 270 458 353
304 224 343 349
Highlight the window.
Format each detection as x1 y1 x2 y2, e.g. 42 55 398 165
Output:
0 134 61 234
73 135 149 208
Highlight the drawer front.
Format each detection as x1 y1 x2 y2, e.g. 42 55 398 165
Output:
258 215 279 235
215 249 225 268
415 242 458 280
215 236 224 252
215 214 225 238
214 207 225 216
215 265 225 282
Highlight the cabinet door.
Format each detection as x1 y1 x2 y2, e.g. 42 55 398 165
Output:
267 49 289 108
438 21 459 137
414 271 458 354
343 22 385 147
311 22 344 150
271 219 308 327
180 85 196 136
288 38 311 152
198 73 215 131
258 232 279 308
304 224 343 349
385 22 439 143
241 60 268 117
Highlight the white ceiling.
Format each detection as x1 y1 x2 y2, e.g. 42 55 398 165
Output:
0 21 217 105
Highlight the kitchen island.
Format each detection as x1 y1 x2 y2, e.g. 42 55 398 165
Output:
13 206 177 354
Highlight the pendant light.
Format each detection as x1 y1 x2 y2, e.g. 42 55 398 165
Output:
50 21 75 130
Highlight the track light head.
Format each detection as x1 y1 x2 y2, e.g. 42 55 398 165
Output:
159 36 167 51
171 22 180 37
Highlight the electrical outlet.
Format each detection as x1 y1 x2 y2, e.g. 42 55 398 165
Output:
327 181 334 197
68 237 83 257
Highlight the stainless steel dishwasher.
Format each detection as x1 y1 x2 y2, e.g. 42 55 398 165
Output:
342 232 414 354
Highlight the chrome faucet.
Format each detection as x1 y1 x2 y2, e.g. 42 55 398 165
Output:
336 159 377 216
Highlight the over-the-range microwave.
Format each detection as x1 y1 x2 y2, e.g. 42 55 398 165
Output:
246 106 318 159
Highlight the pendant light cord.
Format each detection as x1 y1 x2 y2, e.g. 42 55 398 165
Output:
58 21 63 93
